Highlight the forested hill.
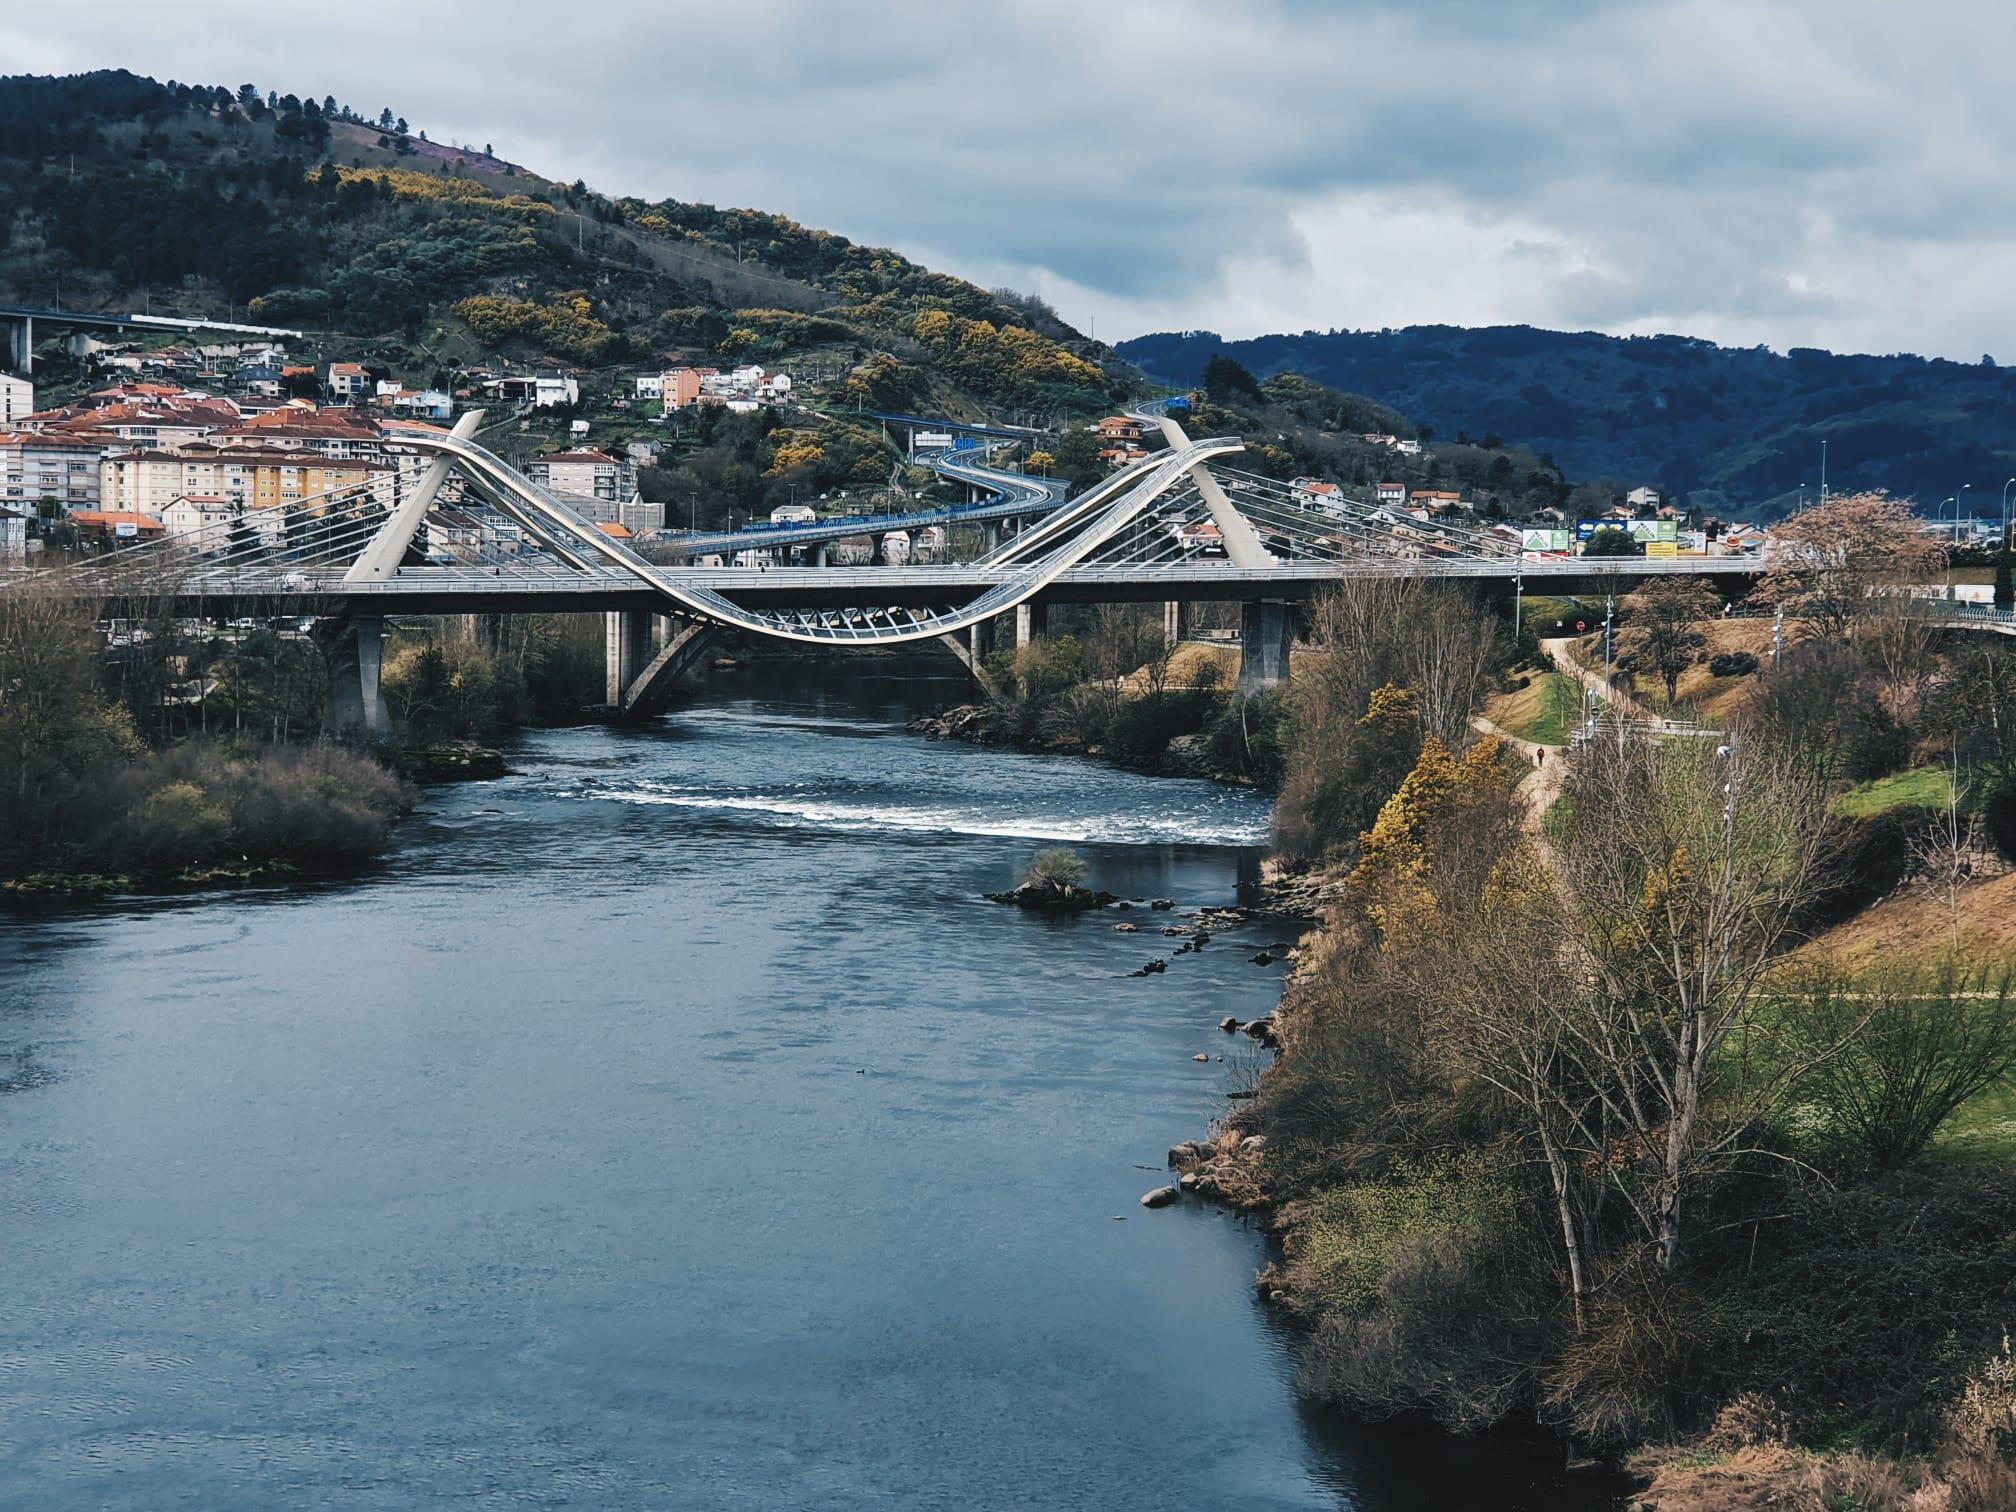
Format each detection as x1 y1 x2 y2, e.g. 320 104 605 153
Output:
1118 326 2016 516
0 70 1124 419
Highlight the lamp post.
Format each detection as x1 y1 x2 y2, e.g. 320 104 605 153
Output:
1955 482 1973 545
2002 477 2016 551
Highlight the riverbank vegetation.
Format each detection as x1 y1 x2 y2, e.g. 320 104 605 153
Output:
914 603 1293 784
1198 507 2016 1507
0 585 405 894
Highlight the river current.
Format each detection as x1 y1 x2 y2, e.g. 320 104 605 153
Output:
0 665 1604 1509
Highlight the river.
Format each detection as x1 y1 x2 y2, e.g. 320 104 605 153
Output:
0 665 1608 1509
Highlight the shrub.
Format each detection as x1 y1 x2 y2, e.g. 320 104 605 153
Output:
1708 650 1759 678
1772 957 2016 1164
1292 1158 1554 1432
1023 846 1087 889
88 740 407 874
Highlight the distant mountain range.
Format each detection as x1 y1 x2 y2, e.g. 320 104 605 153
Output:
1118 326 2016 517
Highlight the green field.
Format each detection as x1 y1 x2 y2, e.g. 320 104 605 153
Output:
1491 672 1581 746
1833 766 1960 818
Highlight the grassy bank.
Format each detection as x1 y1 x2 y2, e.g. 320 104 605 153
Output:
1186 562 2016 1509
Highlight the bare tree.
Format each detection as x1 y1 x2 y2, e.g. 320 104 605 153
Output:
1546 730 1838 1271
1619 579 1717 706
1758 491 1946 640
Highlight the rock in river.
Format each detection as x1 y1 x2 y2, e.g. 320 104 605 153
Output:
1140 1186 1180 1209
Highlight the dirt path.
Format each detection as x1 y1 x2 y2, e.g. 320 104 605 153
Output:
1541 636 1654 722
1472 714 1566 825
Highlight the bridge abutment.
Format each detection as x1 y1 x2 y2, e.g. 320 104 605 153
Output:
1237 600 1293 697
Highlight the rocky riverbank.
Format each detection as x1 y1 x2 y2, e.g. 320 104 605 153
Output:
908 703 1241 782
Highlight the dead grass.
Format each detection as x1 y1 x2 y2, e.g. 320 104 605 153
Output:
1797 871 2016 972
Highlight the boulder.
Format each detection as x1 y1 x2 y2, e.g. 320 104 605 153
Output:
1250 951 1275 966
1218 1016 1240 1033
1177 1171 1201 1192
1150 899 1175 911
1240 1135 1268 1154
1192 1052 1210 1063
1139 1186 1180 1209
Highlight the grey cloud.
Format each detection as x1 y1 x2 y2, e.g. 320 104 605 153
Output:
3 0 2013 356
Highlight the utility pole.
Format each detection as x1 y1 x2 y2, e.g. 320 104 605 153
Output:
1820 439 1828 505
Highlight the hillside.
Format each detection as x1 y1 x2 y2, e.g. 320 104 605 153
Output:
1118 325 2016 516
0 70 1126 425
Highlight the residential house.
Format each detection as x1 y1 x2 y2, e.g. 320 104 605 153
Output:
0 432 105 512
158 494 235 547
1291 477 1344 511
0 374 32 425
661 368 715 410
69 509 167 544
327 362 372 401
1411 488 1465 511
1097 416 1145 447
386 389 454 422
1625 485 1662 512
0 504 26 563
1392 438 1423 456
1374 481 1409 507
634 373 665 400
525 448 636 518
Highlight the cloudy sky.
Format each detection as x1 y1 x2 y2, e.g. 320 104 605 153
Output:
9 1 2013 358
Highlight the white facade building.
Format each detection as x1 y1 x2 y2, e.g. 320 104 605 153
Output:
0 375 33 425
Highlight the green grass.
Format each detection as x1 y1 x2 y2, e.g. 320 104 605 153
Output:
1516 595 1597 636
1833 766 1957 819
1933 1083 2016 1162
1496 672 1581 746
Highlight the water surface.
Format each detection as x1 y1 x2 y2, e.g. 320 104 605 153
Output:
0 666 1602 1508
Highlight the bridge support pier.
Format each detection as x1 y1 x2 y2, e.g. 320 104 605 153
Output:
605 609 653 707
1015 600 1048 649
1162 600 1186 649
6 315 30 376
1237 600 1293 697
323 614 390 738
814 543 829 567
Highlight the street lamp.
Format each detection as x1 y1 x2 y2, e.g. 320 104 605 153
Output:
2002 477 2016 551
1955 482 1974 544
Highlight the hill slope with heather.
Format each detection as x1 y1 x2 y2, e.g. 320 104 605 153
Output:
0 70 1125 422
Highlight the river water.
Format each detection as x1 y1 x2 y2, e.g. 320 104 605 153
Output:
0 666 1606 1509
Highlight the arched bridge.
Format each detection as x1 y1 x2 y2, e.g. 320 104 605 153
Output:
48 408 1769 730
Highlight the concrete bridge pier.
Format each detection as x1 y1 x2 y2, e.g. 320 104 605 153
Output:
605 609 653 706
814 543 829 567
1237 600 1293 697
1015 600 1048 649
1162 600 1186 648
322 614 390 738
